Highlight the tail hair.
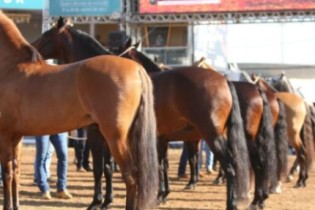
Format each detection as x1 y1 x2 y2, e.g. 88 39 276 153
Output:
256 88 277 189
227 81 250 201
301 103 314 172
274 99 289 180
129 66 158 210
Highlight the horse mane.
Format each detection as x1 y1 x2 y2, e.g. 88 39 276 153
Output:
67 27 113 55
0 12 42 63
130 49 162 73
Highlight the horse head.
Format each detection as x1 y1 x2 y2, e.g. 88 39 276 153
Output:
32 17 73 61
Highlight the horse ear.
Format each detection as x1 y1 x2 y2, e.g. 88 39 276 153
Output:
123 37 132 49
134 41 141 49
57 16 66 29
280 71 285 79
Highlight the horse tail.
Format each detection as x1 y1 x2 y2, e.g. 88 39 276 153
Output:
274 99 289 180
301 103 314 172
309 104 315 151
129 66 158 210
227 81 250 201
256 88 277 189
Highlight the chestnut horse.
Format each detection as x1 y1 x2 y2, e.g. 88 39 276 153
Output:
250 74 313 188
0 12 158 210
267 73 315 182
33 18 250 210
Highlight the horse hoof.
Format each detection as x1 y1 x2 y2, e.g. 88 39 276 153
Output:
294 183 304 188
286 175 293 182
247 204 257 210
212 179 223 185
184 184 195 190
87 205 100 210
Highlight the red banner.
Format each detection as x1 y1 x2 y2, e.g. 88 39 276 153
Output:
139 0 315 14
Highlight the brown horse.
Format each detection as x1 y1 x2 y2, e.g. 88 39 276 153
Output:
33 18 250 210
266 73 315 182
193 57 289 207
251 74 313 188
0 12 158 210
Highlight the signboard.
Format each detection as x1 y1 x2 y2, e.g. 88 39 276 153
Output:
140 0 315 14
49 0 121 16
0 0 43 10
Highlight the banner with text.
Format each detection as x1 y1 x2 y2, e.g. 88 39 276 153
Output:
49 0 121 16
139 0 315 14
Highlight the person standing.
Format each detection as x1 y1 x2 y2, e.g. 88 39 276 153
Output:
73 128 92 172
35 132 72 199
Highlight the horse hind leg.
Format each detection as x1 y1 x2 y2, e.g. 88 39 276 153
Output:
0 136 22 210
101 143 114 210
185 141 200 190
87 125 106 210
295 146 308 188
12 140 22 210
157 138 170 204
286 157 299 182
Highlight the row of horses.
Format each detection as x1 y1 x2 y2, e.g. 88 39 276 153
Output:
0 12 314 210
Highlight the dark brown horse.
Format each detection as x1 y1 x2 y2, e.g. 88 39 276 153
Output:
251 74 313 188
0 12 158 210
33 18 250 210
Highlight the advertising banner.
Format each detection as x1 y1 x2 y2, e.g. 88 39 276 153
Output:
140 0 315 14
0 0 43 10
49 0 121 16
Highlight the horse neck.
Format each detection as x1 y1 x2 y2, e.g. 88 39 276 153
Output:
67 29 111 62
0 18 36 65
257 80 278 94
127 50 162 73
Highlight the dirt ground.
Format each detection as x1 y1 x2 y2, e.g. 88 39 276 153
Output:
1 145 314 210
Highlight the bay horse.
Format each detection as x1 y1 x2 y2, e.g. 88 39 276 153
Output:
33 18 250 210
250 74 313 188
266 73 315 182
0 12 158 210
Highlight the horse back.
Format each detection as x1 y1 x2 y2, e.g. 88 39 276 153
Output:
152 66 232 137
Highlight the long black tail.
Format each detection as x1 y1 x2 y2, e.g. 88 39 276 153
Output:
256 88 277 190
309 104 315 151
227 81 250 201
274 99 289 181
129 66 158 210
301 103 314 172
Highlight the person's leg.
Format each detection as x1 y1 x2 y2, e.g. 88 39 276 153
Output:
73 129 84 171
177 142 188 177
78 128 92 171
50 132 72 199
35 135 51 199
45 144 54 180
34 141 53 182
205 142 214 173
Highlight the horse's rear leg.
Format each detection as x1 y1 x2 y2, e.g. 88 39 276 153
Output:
101 143 114 209
286 157 299 182
104 137 138 210
87 125 105 210
12 140 22 210
213 166 225 185
157 138 170 203
0 137 22 210
295 147 308 188
185 140 200 190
